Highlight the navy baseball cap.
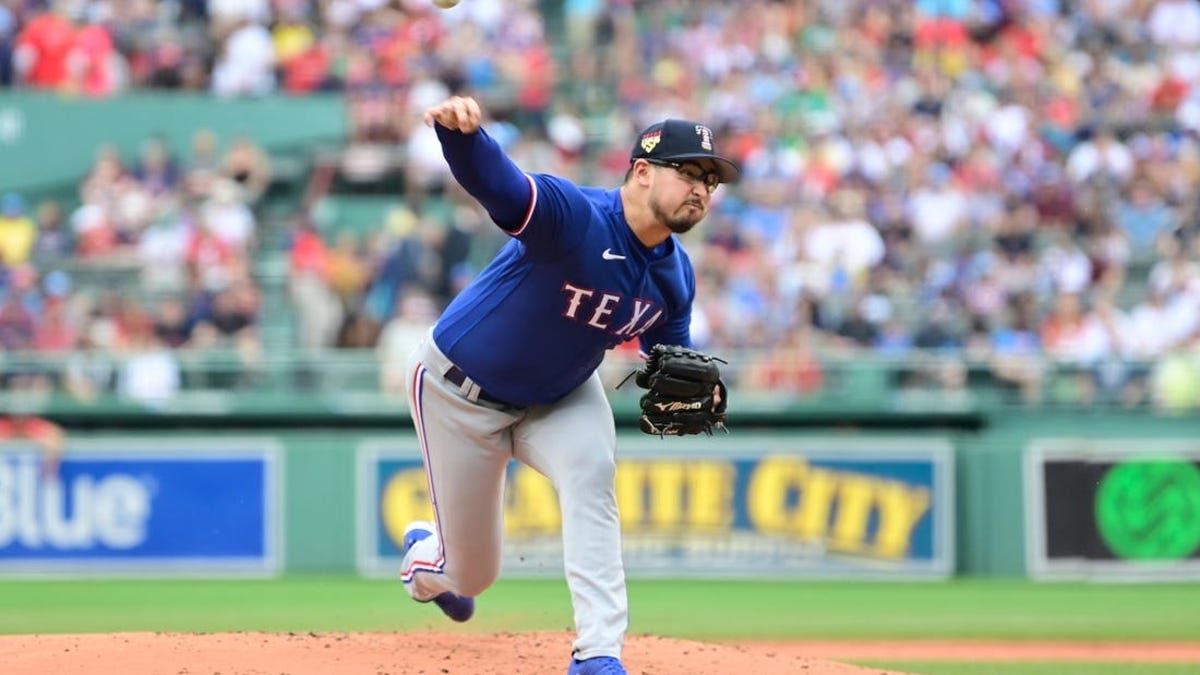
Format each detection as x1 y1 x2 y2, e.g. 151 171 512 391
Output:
630 119 740 184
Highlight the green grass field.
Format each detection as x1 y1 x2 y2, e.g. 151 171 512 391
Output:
2 577 1198 674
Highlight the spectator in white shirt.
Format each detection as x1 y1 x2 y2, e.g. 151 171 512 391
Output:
1066 128 1134 184
211 17 275 98
137 207 194 293
118 331 181 409
907 163 968 249
804 191 885 286
1147 0 1200 48
201 178 255 252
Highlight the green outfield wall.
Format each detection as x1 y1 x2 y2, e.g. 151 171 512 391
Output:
959 413 1200 577
10 409 1191 580
0 92 347 194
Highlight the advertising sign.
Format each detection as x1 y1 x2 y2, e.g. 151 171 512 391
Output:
1025 439 1200 580
0 439 282 576
358 435 954 579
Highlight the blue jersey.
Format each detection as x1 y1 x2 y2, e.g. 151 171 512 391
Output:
431 129 695 407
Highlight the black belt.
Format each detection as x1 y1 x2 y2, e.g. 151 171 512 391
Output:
444 365 516 408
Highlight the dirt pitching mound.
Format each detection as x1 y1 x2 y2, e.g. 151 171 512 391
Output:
0 630 905 674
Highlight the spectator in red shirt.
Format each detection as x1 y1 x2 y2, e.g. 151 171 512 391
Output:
0 412 65 479
73 19 118 97
281 36 334 94
13 7 77 91
32 293 79 352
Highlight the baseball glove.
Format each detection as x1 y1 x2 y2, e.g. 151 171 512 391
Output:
625 344 728 436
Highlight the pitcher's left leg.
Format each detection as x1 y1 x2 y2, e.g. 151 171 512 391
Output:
514 372 626 662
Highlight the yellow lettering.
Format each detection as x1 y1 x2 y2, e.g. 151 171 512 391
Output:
624 456 734 530
873 482 931 558
747 457 841 542
615 461 647 528
685 462 735 530
646 461 686 528
795 467 838 540
381 468 434 548
830 475 875 553
382 456 928 562
615 460 735 532
505 465 561 535
747 456 804 533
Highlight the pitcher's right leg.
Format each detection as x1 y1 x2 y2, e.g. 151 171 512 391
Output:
402 336 520 605
399 520 475 622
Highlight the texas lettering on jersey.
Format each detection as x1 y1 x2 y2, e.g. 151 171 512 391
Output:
560 283 664 339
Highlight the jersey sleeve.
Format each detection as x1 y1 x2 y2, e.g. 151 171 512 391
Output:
435 126 589 259
435 124 534 231
638 308 692 353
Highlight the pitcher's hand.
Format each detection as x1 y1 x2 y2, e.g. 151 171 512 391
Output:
424 96 483 133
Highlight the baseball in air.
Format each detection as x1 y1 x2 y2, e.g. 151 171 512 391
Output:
432 0 459 7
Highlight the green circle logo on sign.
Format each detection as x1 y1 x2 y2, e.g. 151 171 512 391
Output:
1095 458 1200 560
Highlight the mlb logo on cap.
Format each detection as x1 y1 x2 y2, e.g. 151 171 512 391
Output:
640 130 662 154
630 119 740 184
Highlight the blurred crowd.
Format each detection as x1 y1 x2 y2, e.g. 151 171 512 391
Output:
0 129 270 408
0 0 548 99
4 0 1200 411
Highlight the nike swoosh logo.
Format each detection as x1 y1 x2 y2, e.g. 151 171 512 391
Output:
602 248 626 260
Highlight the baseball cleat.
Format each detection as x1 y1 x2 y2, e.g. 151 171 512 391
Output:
567 656 627 675
402 521 437 553
401 521 475 623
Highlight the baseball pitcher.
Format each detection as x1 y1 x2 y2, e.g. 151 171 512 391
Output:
401 95 737 675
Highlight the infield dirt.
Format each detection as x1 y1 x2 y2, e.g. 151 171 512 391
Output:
4 631 1199 674
0 630 902 674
